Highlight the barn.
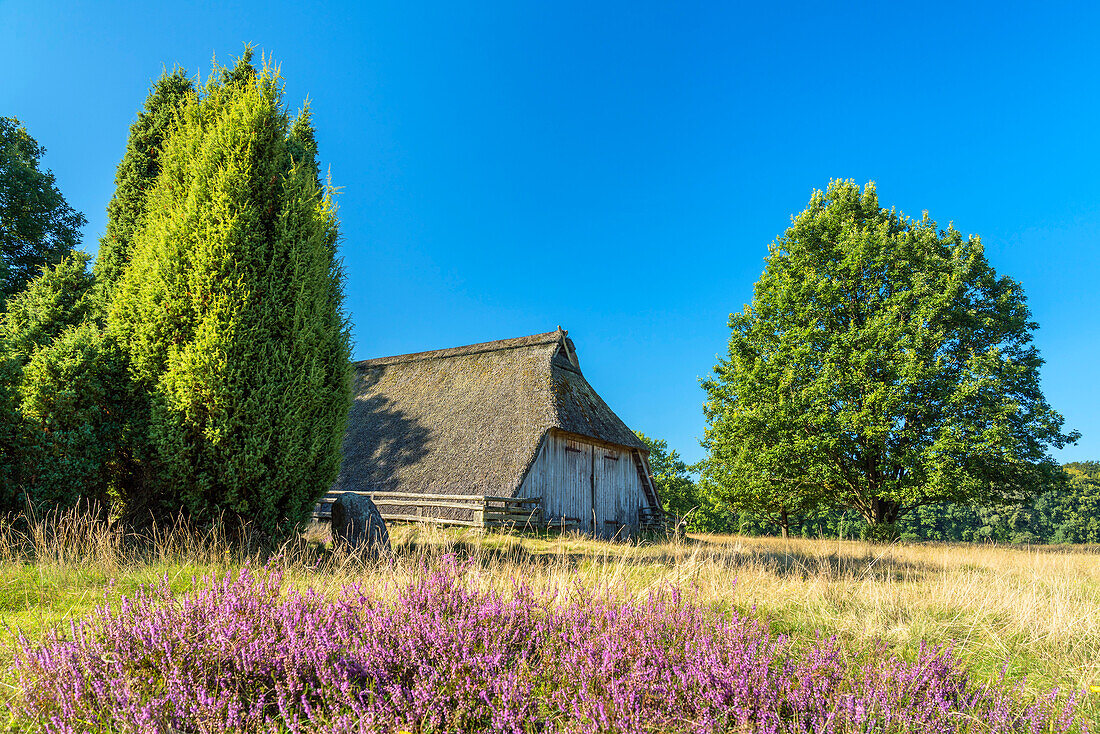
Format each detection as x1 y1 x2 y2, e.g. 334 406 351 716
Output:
331 328 661 537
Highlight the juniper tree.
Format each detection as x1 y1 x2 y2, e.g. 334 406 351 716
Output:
1 251 96 367
109 52 351 534
0 252 135 510
94 69 194 298
702 180 1077 540
17 321 131 510
0 117 86 306
0 355 26 511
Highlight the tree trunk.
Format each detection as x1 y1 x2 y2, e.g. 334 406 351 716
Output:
862 497 900 542
779 507 789 540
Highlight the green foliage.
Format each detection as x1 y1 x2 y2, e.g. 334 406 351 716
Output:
94 69 194 300
109 50 351 535
721 462 1099 545
17 322 131 510
0 252 98 511
634 432 731 532
0 354 29 511
0 117 86 306
635 432 695 516
0 253 132 511
1053 463 1100 543
703 180 1078 538
1 251 96 366
87 68 196 517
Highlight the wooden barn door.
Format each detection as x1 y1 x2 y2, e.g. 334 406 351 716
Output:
561 437 594 533
594 446 627 538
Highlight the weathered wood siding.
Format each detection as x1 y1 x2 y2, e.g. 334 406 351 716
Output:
518 429 647 537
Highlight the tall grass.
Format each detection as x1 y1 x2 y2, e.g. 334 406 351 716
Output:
1 506 1098 728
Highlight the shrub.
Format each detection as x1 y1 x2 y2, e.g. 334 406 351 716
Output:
16 322 132 510
10 564 1088 733
0 354 28 512
0 251 96 367
0 251 102 512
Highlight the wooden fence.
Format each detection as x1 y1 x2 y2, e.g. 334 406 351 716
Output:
313 491 544 530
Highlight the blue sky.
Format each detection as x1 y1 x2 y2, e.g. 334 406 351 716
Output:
3 1 1098 464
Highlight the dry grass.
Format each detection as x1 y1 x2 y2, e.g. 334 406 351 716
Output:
2 506 1099 721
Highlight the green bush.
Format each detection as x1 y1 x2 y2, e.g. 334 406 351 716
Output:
0 355 29 512
1 252 100 512
1 251 96 367
109 51 351 536
17 322 130 510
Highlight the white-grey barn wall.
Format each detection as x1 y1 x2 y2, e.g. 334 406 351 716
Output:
517 429 646 537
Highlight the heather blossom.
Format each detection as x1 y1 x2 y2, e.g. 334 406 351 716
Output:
8 560 1088 733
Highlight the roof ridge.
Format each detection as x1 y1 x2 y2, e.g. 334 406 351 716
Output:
355 330 564 368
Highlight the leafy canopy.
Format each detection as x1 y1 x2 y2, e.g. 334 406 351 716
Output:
635 432 697 519
0 117 86 306
702 180 1077 537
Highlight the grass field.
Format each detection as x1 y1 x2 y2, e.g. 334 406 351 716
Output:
2 508 1098 729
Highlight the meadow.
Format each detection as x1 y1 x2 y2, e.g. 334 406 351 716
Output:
1 508 1097 731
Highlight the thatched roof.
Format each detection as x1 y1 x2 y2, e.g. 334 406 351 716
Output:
333 329 647 497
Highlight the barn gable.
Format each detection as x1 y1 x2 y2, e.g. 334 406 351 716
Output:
333 329 655 515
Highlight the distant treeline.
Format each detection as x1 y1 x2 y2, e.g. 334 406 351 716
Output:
640 431 1100 544
717 462 1098 544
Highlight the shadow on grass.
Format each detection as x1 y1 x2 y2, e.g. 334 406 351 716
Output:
379 528 936 583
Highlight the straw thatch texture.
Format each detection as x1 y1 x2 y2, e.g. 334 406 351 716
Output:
333 330 646 499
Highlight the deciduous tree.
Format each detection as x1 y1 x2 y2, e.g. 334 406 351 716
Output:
703 180 1077 540
0 117 86 306
635 432 697 519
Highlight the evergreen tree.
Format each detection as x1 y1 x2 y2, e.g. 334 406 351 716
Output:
17 321 130 510
109 52 351 535
0 354 27 512
0 117 86 306
703 180 1077 540
94 69 194 298
1 251 96 367
0 252 133 511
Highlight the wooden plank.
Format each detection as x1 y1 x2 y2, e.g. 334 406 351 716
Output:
369 499 484 511
324 491 538 505
316 491 548 534
331 490 488 502
378 513 483 527
316 502 483 514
